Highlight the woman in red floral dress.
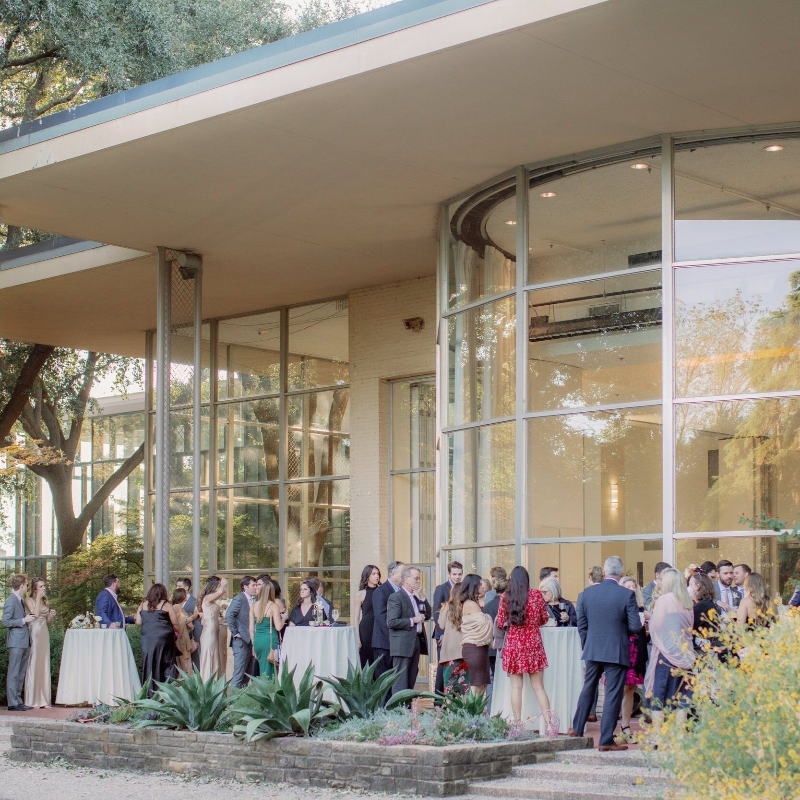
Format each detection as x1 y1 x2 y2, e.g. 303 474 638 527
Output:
496 566 556 734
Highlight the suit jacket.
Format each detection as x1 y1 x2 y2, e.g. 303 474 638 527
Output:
642 580 656 609
714 581 743 605
2 593 30 648
95 589 133 627
372 579 400 651
577 578 642 666
183 594 202 642
226 592 252 645
432 581 453 641
387 588 431 658
319 594 335 620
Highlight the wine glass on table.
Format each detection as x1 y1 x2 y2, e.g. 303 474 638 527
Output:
331 609 339 625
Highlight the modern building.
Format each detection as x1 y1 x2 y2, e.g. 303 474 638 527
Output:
1 0 800 611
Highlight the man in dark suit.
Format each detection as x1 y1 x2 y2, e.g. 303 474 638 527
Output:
226 575 259 688
713 560 742 610
642 561 670 609
432 560 463 694
387 565 431 695
569 555 642 751
177 577 201 669
372 561 404 678
95 574 135 628
576 566 604 722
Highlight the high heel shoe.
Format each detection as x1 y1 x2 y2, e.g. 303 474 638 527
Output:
542 709 560 738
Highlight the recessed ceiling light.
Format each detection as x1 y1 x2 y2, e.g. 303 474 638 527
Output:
764 144 784 152
539 191 556 198
631 162 650 170
505 219 517 225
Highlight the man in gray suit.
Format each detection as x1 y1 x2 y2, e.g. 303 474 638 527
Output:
2 574 35 711
226 575 259 688
569 556 642 751
387 565 431 696
176 577 201 669
642 561 671 609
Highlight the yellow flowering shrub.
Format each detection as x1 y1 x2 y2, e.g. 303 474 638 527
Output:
645 612 800 799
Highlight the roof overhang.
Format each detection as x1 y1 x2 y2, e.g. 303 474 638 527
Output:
2 0 800 354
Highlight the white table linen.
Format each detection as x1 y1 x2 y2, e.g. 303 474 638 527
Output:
490 626 583 734
56 628 141 706
279 626 358 699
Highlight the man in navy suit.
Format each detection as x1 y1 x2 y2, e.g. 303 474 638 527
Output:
371 561 404 679
94 574 135 628
569 556 642 751
432 560 463 694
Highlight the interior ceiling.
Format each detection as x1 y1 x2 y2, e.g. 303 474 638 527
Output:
2 0 800 355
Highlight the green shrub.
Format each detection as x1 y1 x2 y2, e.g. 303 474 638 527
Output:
232 662 338 741
443 689 490 716
129 669 232 731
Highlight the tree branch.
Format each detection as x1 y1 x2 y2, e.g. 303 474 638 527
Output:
4 46 60 69
75 443 145 531
36 81 83 116
0 343 52 445
65 352 98 458
19 396 44 442
1 26 20 66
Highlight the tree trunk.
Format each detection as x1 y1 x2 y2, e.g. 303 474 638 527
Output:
45 466 83 556
2 224 24 250
0 344 54 444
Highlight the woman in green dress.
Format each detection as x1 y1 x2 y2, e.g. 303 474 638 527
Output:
250 579 285 678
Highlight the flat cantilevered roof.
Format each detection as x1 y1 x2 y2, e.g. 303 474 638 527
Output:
1 0 800 354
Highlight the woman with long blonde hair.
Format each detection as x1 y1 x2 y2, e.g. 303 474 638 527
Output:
737 572 776 628
24 578 56 707
250 579 284 678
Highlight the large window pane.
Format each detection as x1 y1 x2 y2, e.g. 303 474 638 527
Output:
391 378 435 471
168 323 211 407
675 259 800 398
167 407 210 490
447 296 516 426
217 399 279 485
525 539 664 607
675 139 800 262
288 389 350 480
447 422 515 546
392 472 435 565
286 479 350 569
222 486 279 571
446 180 516 310
218 312 280 399
288 301 349 390
168 491 210 572
442 545 516 581
676 398 800 533
676 536 797 602
528 154 662 285
92 412 146 461
528 272 661 411
527 408 662 538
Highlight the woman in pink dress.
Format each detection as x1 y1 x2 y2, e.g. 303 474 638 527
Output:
495 566 556 734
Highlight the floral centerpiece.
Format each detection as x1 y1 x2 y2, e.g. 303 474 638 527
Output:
70 612 103 629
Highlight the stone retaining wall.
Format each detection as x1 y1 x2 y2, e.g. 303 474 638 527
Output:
9 720 592 796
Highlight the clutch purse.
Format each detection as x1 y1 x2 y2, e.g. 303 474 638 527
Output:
493 619 507 650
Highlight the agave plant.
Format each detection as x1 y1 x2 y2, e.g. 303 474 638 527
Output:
320 659 434 719
443 689 490 716
129 668 232 731
232 662 338 742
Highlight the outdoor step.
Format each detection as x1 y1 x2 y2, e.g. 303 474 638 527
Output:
553 747 652 769
466 777 660 800
513 760 667 788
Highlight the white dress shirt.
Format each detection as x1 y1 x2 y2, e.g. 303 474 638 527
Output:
404 587 422 632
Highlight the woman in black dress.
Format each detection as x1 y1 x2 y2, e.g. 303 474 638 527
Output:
355 565 381 667
288 580 328 626
135 583 179 694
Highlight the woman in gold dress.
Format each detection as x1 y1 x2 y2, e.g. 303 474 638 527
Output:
24 577 56 708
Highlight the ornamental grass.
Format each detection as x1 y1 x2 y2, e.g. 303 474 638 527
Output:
645 610 800 799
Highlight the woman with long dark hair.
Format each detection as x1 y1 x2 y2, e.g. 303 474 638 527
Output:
289 580 327 626
354 565 381 666
135 583 179 693
495 566 555 733
456 574 494 696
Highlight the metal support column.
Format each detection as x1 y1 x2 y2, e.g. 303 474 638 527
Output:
154 247 171 585
192 263 203 595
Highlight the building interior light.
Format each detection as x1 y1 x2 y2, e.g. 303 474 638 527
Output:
539 191 556 198
505 219 517 225
764 144 784 152
631 162 650 169
610 483 619 508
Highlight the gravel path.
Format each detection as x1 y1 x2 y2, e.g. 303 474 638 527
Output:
0 720 407 800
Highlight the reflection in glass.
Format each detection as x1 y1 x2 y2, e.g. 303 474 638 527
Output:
447 422 515 546
675 139 800 262
525 540 664 609
217 399 279 485
288 301 349 390
218 312 280 399
443 545 516 581
528 273 661 411
391 378 435 472
448 296 516 426
676 536 797 602
223 486 280 571
288 390 350 480
528 155 662 285
527 408 662 538
446 182 516 310
676 398 800 534
675 259 800 398
168 324 211 407
286 479 350 569
168 408 210 490
392 472 435 564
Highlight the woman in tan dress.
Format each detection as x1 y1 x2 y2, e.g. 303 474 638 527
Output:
171 587 197 674
24 578 56 708
198 576 227 681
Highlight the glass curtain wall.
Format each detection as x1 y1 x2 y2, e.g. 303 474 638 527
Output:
146 299 351 616
439 130 800 603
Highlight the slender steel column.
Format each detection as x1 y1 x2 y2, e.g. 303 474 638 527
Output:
192 263 203 594
154 247 171 584
143 330 153 586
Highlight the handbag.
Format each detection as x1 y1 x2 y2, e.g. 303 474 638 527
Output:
493 618 507 651
267 611 280 666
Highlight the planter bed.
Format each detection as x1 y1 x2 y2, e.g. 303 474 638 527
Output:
9 719 592 796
